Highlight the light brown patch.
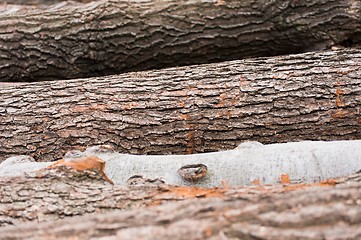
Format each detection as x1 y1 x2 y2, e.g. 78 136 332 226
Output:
336 97 345 107
180 113 190 121
239 76 250 86
336 89 344 95
282 179 338 192
214 0 225 6
335 88 345 107
57 129 83 138
203 227 213 238
186 130 195 154
50 156 105 171
177 101 185 108
335 81 345 86
280 173 291 184
121 102 140 110
180 113 196 154
252 179 260 185
215 92 239 108
49 156 113 184
168 186 224 198
331 109 349 119
319 179 338 186
216 93 227 107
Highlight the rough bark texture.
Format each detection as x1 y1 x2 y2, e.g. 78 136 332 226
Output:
0 0 88 15
0 166 182 227
1 49 360 162
0 166 360 239
0 0 360 82
2 0 90 4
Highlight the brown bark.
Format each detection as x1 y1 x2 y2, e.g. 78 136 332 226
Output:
0 166 174 227
0 165 360 239
1 49 360 162
0 0 360 82
1 0 90 4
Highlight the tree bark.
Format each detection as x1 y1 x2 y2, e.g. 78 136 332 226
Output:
0 166 174 227
0 0 360 82
2 0 90 4
1 49 360 162
0 165 360 239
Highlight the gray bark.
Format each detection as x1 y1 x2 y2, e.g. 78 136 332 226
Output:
0 165 360 239
1 49 361 162
0 0 360 82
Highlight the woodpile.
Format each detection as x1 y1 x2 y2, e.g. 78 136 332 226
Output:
0 0 360 239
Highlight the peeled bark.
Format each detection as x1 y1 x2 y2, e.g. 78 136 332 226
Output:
0 0 360 82
1 49 360 162
0 165 360 239
2 141 360 187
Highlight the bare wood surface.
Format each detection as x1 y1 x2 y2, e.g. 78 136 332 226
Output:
2 141 360 187
1 49 360 162
0 165 360 239
0 0 360 81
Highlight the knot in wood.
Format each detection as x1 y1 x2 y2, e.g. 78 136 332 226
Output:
178 164 208 182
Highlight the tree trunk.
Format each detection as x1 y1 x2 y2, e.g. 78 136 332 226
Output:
0 165 360 239
1 49 360 162
0 0 360 82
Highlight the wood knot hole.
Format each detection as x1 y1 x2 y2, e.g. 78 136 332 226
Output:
178 164 208 182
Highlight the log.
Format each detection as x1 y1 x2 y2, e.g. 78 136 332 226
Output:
1 49 360 162
0 0 360 81
1 141 361 187
0 164 360 239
